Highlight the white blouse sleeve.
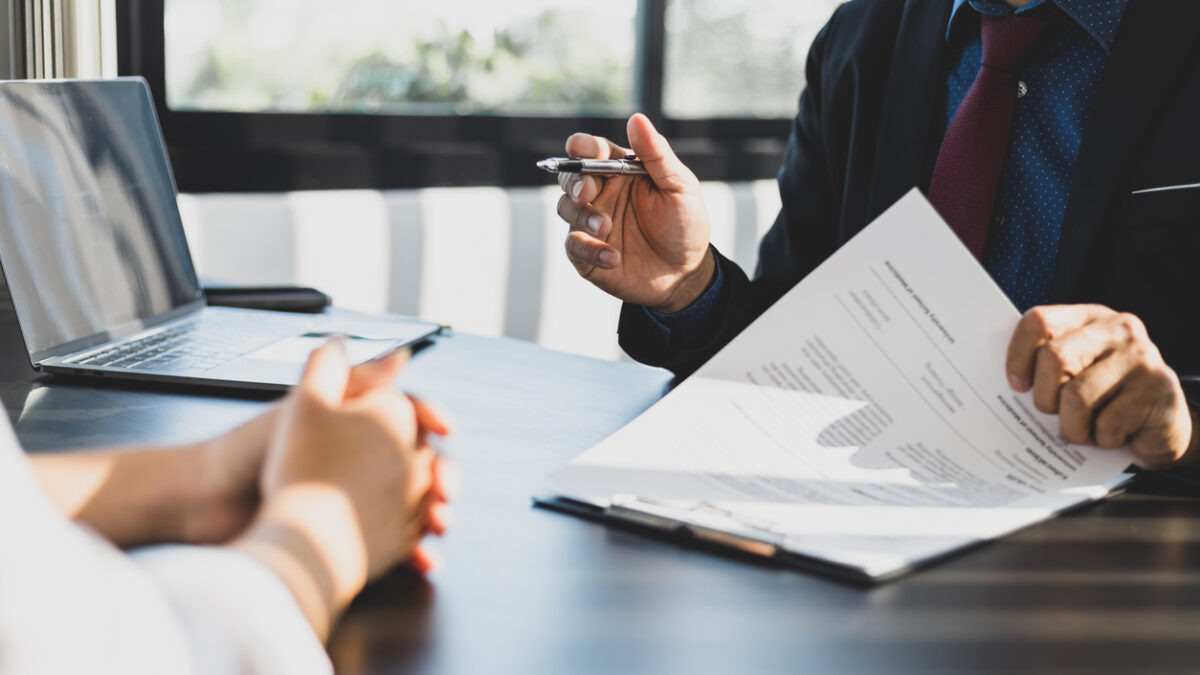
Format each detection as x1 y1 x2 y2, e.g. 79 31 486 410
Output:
0 417 329 675
131 545 332 675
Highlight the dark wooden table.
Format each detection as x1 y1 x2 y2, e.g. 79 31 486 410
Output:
4 309 1200 675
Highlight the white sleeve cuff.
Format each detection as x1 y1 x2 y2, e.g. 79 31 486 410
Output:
131 545 333 675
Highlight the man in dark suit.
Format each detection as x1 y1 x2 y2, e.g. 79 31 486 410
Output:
555 0 1200 470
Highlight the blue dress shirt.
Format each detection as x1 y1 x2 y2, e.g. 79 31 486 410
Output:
647 0 1129 345
947 0 1129 310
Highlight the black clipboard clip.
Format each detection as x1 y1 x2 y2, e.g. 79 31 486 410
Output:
532 492 883 585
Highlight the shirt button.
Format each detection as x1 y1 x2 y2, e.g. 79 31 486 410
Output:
1017 81 1029 99
993 214 1007 226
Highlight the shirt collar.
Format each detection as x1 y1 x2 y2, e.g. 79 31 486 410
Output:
947 0 1129 54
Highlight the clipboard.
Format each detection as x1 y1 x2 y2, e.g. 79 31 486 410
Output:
533 472 1134 586
531 494 911 585
536 192 1141 585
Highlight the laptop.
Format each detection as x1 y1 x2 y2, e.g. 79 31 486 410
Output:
0 77 440 392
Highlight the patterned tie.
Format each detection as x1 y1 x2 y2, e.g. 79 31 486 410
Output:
928 11 1058 259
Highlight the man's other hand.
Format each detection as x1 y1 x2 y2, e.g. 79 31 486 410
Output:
557 113 715 314
1006 304 1200 470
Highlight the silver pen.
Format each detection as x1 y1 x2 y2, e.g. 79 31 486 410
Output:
537 156 649 176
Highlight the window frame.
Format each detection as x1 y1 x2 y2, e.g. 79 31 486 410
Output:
117 0 792 192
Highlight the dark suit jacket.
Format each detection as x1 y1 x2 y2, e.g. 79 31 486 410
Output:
619 0 1200 394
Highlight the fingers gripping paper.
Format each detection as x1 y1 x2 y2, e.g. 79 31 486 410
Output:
550 190 1133 580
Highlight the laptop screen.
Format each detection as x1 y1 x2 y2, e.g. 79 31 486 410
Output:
0 78 202 358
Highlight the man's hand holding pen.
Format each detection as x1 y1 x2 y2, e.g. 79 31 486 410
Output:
554 113 716 314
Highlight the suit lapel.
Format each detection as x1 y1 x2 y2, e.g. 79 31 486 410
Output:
1049 2 1200 303
865 0 954 225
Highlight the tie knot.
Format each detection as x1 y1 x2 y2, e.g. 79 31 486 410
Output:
980 13 1057 74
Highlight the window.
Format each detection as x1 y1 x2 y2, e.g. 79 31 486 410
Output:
664 0 843 119
119 0 838 192
165 0 638 117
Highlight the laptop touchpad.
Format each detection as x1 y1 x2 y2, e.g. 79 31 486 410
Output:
202 336 401 387
246 336 399 364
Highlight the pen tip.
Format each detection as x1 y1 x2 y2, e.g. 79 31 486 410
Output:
536 159 557 173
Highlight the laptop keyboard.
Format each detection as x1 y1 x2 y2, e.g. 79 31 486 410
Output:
72 313 307 373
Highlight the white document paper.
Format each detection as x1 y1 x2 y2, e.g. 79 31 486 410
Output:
551 190 1134 579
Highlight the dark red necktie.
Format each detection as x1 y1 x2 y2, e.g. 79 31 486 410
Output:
927 13 1057 260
